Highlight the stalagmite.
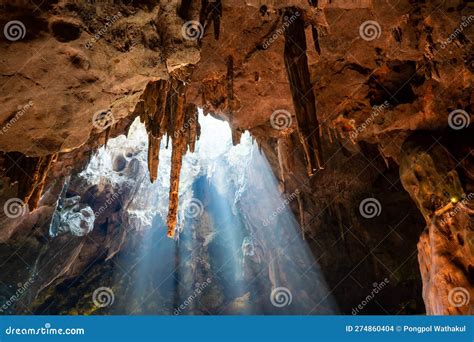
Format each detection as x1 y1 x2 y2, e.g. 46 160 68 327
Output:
283 8 323 176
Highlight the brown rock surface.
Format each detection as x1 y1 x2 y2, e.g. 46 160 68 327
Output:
0 0 472 315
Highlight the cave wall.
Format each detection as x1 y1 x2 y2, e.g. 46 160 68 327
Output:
0 0 472 314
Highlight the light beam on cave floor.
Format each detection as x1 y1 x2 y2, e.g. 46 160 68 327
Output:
81 112 337 315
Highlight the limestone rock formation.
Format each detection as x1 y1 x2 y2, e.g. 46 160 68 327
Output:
0 0 472 315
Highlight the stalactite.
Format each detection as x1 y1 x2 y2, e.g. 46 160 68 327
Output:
335 202 345 242
104 127 110 148
283 8 323 176
178 0 193 20
147 136 161 182
212 0 222 40
231 127 242 146
311 25 321 55
200 0 222 40
226 55 234 101
23 154 57 210
137 77 201 237
166 86 186 238
296 191 305 240
277 135 295 187
378 145 390 169
184 104 201 153
138 80 171 183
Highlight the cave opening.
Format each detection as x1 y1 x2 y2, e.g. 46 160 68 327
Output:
36 113 336 315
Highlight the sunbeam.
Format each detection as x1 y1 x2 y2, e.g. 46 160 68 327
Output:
73 112 336 315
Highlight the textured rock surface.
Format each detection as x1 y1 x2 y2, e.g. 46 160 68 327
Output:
0 0 472 315
400 133 473 315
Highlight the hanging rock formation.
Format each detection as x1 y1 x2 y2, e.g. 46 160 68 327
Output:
283 7 323 175
400 133 473 315
0 0 472 315
136 78 200 237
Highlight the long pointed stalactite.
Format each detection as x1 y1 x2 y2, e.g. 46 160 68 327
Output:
137 78 200 238
4 153 57 211
24 154 57 209
283 8 323 176
200 0 222 40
